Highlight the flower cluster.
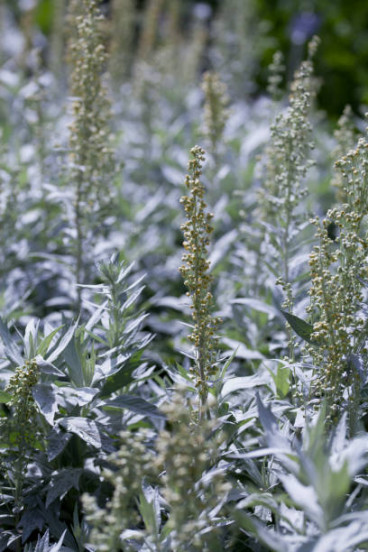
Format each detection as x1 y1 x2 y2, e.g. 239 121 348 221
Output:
155 391 229 550
85 390 229 551
260 38 318 227
0 359 40 511
201 71 229 157
69 0 114 205
331 105 357 201
83 429 156 552
137 0 164 62
5 359 39 450
109 0 136 85
68 0 116 302
179 146 221 402
258 38 319 357
267 50 285 101
306 129 368 425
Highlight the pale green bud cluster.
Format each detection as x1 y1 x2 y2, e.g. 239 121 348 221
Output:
69 0 114 207
332 105 357 202
0 358 40 509
155 391 230 550
267 50 285 101
260 44 317 225
258 39 319 358
179 146 221 401
137 0 164 62
85 391 230 551
4 359 39 450
109 0 136 85
68 0 116 301
83 429 155 552
306 128 368 424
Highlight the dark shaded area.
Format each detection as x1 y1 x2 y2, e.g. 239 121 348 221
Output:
5 0 368 117
255 0 368 117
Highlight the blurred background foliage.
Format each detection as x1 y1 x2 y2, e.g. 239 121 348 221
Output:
255 0 368 117
3 0 368 118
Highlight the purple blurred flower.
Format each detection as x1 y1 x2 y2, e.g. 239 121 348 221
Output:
193 3 212 21
290 12 321 45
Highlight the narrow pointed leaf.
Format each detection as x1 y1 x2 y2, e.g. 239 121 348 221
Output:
46 321 79 364
280 310 315 344
0 318 23 366
37 326 63 358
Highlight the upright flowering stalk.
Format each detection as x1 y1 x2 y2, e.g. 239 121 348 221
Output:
306 129 368 428
258 37 319 358
267 50 285 102
68 0 115 307
109 0 136 86
155 391 229 550
137 0 164 62
201 71 229 160
0 359 40 517
84 390 229 550
331 105 357 202
50 0 66 82
260 37 318 263
179 146 221 407
83 429 155 551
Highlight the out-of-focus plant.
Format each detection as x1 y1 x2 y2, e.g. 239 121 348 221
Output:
255 0 368 116
331 105 357 201
85 388 230 552
137 0 164 63
155 390 230 551
18 2 36 73
109 0 136 87
201 71 229 161
267 50 285 102
50 0 66 84
83 428 157 552
68 0 116 308
211 0 269 96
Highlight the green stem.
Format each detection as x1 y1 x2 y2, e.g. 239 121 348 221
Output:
74 177 83 313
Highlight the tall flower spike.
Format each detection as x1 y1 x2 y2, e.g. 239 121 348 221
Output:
155 389 230 550
258 37 319 360
69 0 114 203
109 0 136 86
305 122 368 429
331 105 357 202
68 0 115 308
137 0 164 62
267 51 285 101
179 146 221 406
201 71 229 158
0 359 40 512
83 429 156 552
